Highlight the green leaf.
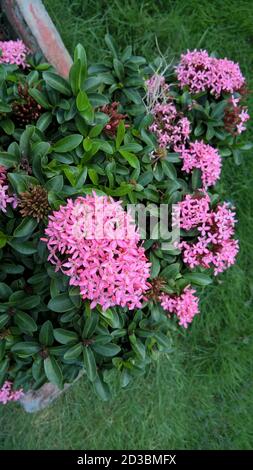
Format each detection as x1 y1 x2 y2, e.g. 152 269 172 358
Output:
155 332 172 351
191 168 202 190
82 311 98 338
89 124 104 138
32 141 50 177
0 151 18 168
53 328 79 344
83 77 103 92
88 93 109 107
105 184 133 196
233 149 243 165
74 44 87 69
183 272 213 286
211 100 227 119
0 118 14 135
94 139 113 154
123 88 142 104
32 357 44 381
0 314 9 329
0 283 12 300
116 120 125 149
43 72 72 96
88 168 99 185
39 321 54 346
11 341 41 356
64 343 82 360
18 295 40 309
15 311 37 333
206 125 215 140
8 240 37 255
76 90 90 112
36 112 52 133
113 58 124 80
105 34 118 58
0 341 6 361
194 123 205 137
150 251 160 278
0 357 9 375
20 126 34 156
120 143 142 153
69 60 82 95
0 230 8 249
119 149 139 168
120 368 131 388
44 356 63 389
130 334 146 359
45 175 64 192
92 342 121 357
8 173 38 194
48 294 74 313
160 263 180 280
83 347 97 382
13 217 38 238
52 134 83 153
93 372 111 401
28 88 52 109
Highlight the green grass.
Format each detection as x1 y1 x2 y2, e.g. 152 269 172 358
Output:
1 0 253 450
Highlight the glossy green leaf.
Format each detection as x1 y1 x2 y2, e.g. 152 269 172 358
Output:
53 328 79 344
64 343 82 361
52 134 83 153
44 356 63 389
39 321 54 346
92 342 121 357
13 218 38 238
43 72 72 96
83 347 97 382
15 311 37 333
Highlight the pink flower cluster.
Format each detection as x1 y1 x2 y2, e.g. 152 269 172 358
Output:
179 192 211 230
0 39 28 68
179 141 221 188
178 194 239 275
43 193 151 311
149 102 191 151
176 49 245 97
0 166 18 213
0 381 24 405
160 286 199 328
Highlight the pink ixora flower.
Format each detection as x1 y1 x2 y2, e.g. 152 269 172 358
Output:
178 193 239 275
149 102 191 151
0 166 18 213
0 381 24 405
0 39 29 68
176 50 245 97
160 286 199 328
42 193 151 311
179 141 222 188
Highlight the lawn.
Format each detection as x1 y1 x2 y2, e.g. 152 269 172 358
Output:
0 0 253 450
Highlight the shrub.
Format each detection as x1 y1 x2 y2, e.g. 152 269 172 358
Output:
0 38 250 402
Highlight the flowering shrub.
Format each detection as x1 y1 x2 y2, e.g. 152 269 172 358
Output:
0 37 251 402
